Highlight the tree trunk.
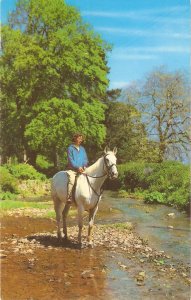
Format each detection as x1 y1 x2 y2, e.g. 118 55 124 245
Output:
158 143 166 162
53 151 58 169
27 149 37 166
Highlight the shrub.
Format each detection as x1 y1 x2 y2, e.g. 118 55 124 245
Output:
117 189 129 198
5 163 46 180
116 160 189 210
117 162 149 191
0 166 18 193
168 188 190 210
144 191 166 204
36 155 53 170
0 192 17 200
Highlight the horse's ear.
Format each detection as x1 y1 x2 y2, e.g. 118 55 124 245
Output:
113 147 117 155
104 146 110 154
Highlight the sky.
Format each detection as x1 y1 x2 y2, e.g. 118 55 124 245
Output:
1 0 190 90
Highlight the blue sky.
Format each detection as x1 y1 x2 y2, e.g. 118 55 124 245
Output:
1 0 190 89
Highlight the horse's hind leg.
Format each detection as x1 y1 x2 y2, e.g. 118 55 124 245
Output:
53 198 65 240
62 203 71 240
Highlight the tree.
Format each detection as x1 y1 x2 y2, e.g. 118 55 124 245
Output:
104 100 148 163
1 0 110 164
24 98 106 168
122 68 190 162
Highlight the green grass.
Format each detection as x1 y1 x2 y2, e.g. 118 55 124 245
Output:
0 199 51 210
101 222 133 230
0 199 78 219
42 209 77 219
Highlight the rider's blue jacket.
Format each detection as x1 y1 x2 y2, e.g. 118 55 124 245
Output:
67 145 88 170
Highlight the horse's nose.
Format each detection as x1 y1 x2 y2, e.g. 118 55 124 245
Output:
112 171 118 178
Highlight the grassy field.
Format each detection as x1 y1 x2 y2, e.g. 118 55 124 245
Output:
0 199 77 219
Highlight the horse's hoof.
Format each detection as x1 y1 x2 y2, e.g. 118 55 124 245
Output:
57 234 62 241
88 242 94 249
78 242 83 249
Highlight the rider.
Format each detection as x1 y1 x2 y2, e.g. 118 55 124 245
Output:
66 133 88 204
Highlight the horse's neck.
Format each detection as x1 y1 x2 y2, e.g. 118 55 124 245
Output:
85 157 107 188
85 157 104 176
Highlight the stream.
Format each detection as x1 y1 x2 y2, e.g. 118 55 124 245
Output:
98 191 190 265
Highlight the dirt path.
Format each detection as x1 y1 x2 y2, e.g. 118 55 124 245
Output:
1 216 190 300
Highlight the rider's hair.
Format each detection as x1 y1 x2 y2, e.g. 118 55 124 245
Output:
72 133 84 142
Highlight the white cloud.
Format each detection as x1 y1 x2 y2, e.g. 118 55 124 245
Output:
95 27 190 40
112 53 158 60
82 6 188 21
109 45 190 61
114 46 190 54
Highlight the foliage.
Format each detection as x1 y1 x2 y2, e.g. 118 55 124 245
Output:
0 191 18 201
1 0 110 165
144 191 166 204
36 155 53 170
24 98 106 164
114 161 189 210
5 163 46 180
0 166 18 193
104 100 150 163
117 162 149 191
117 189 129 198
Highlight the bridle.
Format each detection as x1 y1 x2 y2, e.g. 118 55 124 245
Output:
103 153 117 178
84 154 117 179
83 154 117 209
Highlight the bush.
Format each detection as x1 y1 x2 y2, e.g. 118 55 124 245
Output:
0 166 18 193
0 191 17 200
116 161 189 210
117 162 149 191
5 163 46 180
144 191 166 204
36 155 53 170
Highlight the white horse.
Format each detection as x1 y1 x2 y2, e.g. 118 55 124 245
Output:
51 147 118 247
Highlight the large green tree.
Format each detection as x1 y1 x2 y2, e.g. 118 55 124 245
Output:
25 98 106 167
1 0 110 164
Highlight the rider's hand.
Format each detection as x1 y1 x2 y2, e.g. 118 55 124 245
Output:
77 167 84 173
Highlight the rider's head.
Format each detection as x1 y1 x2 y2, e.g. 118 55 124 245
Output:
72 133 84 145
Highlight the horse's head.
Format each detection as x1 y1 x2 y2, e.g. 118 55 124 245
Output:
103 146 118 179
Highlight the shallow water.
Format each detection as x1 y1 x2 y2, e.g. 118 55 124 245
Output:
98 191 190 265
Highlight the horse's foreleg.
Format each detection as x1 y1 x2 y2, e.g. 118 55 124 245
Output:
77 208 83 246
88 206 98 248
62 203 71 240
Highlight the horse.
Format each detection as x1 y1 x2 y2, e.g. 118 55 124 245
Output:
51 147 118 247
